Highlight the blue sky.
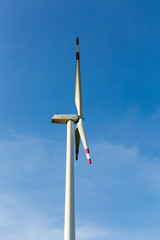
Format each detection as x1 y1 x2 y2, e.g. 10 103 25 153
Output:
1 0 160 239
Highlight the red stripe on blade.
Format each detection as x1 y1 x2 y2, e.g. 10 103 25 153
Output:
76 52 79 60
85 149 90 154
88 159 91 164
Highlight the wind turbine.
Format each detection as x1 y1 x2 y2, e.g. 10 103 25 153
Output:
51 37 91 240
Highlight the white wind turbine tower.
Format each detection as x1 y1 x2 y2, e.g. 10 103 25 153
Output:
51 37 91 240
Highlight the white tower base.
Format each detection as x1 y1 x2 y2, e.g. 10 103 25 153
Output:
64 120 75 240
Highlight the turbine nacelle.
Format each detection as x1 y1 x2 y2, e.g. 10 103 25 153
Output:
51 114 79 124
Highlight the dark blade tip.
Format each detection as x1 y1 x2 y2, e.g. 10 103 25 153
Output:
76 37 79 45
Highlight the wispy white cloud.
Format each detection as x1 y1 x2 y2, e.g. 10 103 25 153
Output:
0 131 160 239
0 132 66 239
77 226 111 240
76 141 160 236
77 227 160 240
90 141 160 190
0 193 63 240
0 132 66 185
97 106 160 159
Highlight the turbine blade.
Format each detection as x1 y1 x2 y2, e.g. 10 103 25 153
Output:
77 119 91 164
75 127 80 160
75 37 82 116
